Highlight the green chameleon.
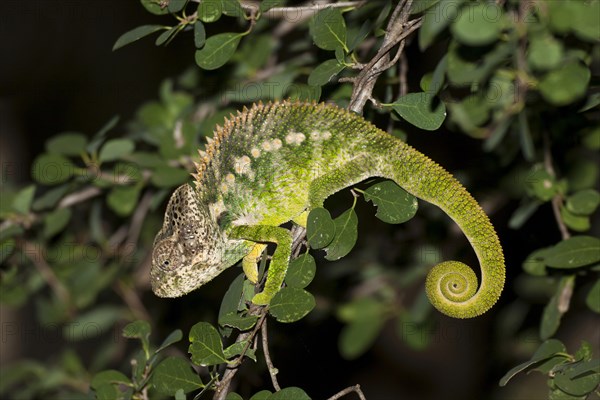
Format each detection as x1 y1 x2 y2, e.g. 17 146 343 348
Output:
151 100 505 319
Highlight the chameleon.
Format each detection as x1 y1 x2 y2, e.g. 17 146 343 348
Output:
151 100 505 319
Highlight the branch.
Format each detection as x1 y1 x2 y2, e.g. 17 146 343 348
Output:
213 306 268 400
348 0 422 113
261 319 281 391
327 384 367 400
543 133 570 241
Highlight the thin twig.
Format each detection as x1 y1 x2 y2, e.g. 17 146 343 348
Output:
19 240 72 311
348 0 421 113
543 133 570 240
261 319 281 391
327 384 367 400
213 306 268 400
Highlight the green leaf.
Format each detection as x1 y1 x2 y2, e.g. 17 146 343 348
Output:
88 115 120 154
31 154 75 185
140 0 169 15
259 0 284 13
43 208 71 238
411 0 440 14
545 236 600 269
540 275 575 340
156 329 184 354
226 393 244 400
151 357 203 395
269 287 316 323
268 387 311 400
189 322 228 366
219 312 259 331
223 341 256 361
151 166 190 188
155 26 177 46
307 59 345 86
46 132 88 156
390 92 446 131
222 0 244 17
528 34 564 71
194 21 206 48
554 363 600 397
539 62 591 106
451 3 503 46
419 0 467 50
250 390 273 400
560 206 590 232
91 370 131 389
285 253 316 289
309 8 347 51
107 185 142 217
307 207 335 249
168 0 188 13
32 184 70 211
499 339 567 386
363 180 418 224
219 274 246 331
11 185 36 214
446 39 514 86
339 304 386 359
525 165 557 202
99 139 135 163
113 25 166 51
195 32 242 70
566 189 600 216
64 307 123 341
522 247 553 276
198 0 223 22
324 207 358 261
586 279 600 313
123 320 151 357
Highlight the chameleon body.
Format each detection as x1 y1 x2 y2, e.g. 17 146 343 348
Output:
151 101 505 318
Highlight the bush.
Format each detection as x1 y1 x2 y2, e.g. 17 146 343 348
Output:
1 1 598 399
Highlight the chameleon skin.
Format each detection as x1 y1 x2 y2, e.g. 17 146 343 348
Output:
151 100 505 318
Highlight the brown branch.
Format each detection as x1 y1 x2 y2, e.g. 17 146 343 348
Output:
348 0 422 113
19 240 72 311
327 384 367 400
261 319 281 391
213 306 268 400
543 133 570 240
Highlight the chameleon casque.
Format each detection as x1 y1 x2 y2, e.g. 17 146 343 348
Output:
151 100 505 319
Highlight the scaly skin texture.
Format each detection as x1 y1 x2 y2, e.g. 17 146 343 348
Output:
151 100 505 318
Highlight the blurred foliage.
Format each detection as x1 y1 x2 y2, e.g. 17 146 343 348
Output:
1 0 599 399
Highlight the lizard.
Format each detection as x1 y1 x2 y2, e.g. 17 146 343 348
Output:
151 100 505 319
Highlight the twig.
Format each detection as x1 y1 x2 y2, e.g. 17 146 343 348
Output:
213 306 268 400
543 133 570 240
114 280 151 322
261 319 281 391
19 240 72 312
327 384 367 400
57 186 102 209
348 0 421 113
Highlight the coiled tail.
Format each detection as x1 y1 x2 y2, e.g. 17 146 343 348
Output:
379 137 505 318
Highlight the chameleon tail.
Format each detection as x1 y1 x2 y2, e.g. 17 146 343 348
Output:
378 138 505 319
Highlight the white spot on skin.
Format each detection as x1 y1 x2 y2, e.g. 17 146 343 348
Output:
286 131 306 145
225 173 235 184
234 156 252 175
272 138 282 150
251 148 261 158
262 141 272 151
310 130 332 141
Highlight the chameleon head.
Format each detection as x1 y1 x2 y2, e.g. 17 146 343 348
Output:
150 184 224 297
